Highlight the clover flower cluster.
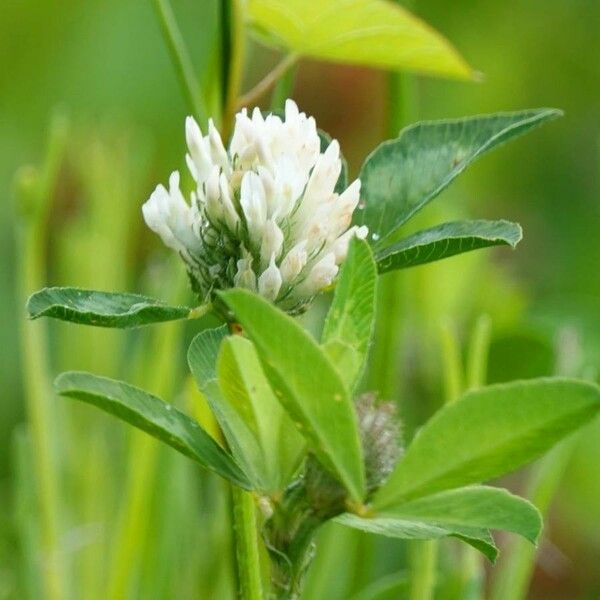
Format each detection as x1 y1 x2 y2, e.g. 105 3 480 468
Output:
142 100 367 312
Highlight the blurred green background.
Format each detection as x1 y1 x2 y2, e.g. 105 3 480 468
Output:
1 1 599 598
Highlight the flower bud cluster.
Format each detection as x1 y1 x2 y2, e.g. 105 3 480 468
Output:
143 100 367 311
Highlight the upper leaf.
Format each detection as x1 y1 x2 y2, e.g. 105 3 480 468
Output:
374 378 600 508
322 238 377 389
247 0 473 80
337 514 498 562
377 485 541 545
220 289 366 502
355 109 562 245
376 220 522 273
55 371 250 488
27 287 192 328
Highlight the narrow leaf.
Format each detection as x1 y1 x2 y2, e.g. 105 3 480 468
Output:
220 289 365 501
247 0 473 80
188 326 266 489
374 378 600 508
355 109 562 244
376 220 522 273
337 514 498 562
27 287 192 328
218 335 304 491
379 486 541 544
54 371 250 488
322 237 377 388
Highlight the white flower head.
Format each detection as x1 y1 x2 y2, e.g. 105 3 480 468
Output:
142 99 368 312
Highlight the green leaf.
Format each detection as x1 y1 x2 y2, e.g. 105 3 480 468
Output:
374 378 600 508
27 287 192 328
54 371 250 488
220 289 365 501
247 0 473 80
322 238 377 389
376 220 522 273
218 335 304 492
378 486 541 545
355 109 562 244
336 514 498 562
188 326 266 489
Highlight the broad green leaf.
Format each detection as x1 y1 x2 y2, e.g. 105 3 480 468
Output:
27 287 192 328
355 109 562 244
376 220 522 273
218 335 304 491
378 486 541 544
188 327 266 489
322 238 377 388
374 378 600 508
220 289 365 501
247 0 473 80
54 371 250 488
336 514 498 562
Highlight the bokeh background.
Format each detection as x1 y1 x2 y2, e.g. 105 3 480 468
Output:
1 1 599 598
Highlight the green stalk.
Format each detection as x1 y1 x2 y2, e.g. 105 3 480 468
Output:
152 0 208 124
270 64 299 111
232 488 264 600
490 442 573 600
455 315 493 600
222 0 245 138
408 321 464 600
409 540 438 600
106 269 186 599
14 113 69 600
491 326 584 600
439 320 464 405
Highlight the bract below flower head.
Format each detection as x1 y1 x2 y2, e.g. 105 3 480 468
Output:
142 99 368 313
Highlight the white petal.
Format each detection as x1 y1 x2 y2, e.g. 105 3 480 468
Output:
260 220 284 265
219 173 240 231
240 171 267 244
208 119 231 174
297 252 338 297
330 225 369 264
279 241 308 284
258 256 282 300
185 116 213 182
142 171 201 256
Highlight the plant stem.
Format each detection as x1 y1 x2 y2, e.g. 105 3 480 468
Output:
466 314 492 390
270 63 299 111
152 0 208 124
14 113 69 600
439 320 464 404
106 268 186 599
409 540 438 600
237 54 299 110
457 315 492 600
232 488 264 600
222 0 246 138
490 441 574 600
